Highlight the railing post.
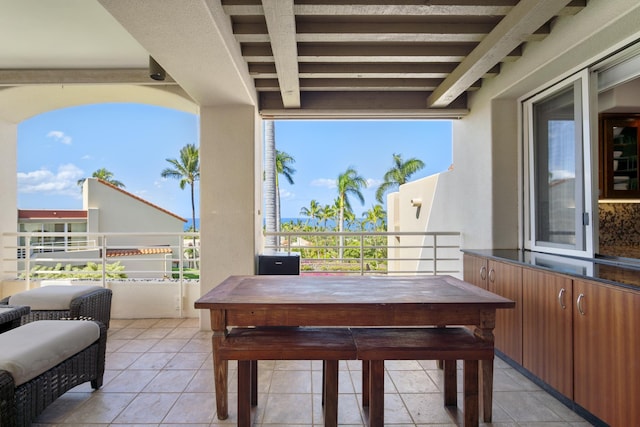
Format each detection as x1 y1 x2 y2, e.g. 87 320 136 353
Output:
359 234 365 276
101 235 107 287
25 237 31 291
178 236 184 318
433 234 438 275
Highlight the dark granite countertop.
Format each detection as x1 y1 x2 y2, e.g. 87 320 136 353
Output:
462 249 640 291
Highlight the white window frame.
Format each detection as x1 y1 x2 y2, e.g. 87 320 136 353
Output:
522 69 596 258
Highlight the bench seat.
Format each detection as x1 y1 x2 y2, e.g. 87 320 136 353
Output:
352 327 494 427
218 327 357 427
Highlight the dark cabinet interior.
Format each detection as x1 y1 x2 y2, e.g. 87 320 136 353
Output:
599 113 640 198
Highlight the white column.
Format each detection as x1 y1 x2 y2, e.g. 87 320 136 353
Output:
198 105 263 328
0 119 18 282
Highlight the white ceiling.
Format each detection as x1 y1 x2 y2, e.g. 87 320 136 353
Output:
0 0 588 118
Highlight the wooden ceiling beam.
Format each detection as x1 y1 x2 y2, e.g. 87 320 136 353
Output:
427 0 573 107
0 68 177 86
261 0 300 108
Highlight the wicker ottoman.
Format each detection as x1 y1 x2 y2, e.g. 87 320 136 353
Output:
2 285 112 329
0 320 107 427
0 305 30 334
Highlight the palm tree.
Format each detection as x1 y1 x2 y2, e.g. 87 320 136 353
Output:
376 153 425 203
275 150 295 232
336 167 367 258
300 199 322 227
77 168 125 188
161 143 200 234
264 120 277 248
362 204 387 231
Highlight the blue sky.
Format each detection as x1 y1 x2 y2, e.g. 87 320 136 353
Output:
17 103 452 219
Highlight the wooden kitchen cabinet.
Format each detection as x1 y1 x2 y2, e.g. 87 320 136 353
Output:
463 255 522 363
573 279 640 426
486 260 522 364
463 253 488 290
522 268 573 398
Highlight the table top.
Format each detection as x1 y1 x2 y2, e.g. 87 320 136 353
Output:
195 275 515 310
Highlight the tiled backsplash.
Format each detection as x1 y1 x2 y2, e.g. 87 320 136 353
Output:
599 202 640 258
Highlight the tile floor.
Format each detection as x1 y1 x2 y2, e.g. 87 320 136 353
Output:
32 318 594 426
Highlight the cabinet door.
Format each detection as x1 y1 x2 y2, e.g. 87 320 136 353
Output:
463 254 488 290
522 268 573 398
573 280 640 426
487 260 522 364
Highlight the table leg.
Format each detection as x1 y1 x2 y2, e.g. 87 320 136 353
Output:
210 310 228 420
476 311 496 423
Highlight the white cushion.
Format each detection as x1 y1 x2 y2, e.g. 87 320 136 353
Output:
0 320 100 386
8 285 103 310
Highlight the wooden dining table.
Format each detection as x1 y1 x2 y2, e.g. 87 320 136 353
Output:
194 274 515 423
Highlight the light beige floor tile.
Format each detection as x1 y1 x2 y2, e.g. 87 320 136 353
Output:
262 393 314 424
401 392 460 424
117 339 160 353
148 338 189 352
154 318 187 328
128 352 175 370
63 392 137 423
185 369 215 393
388 369 440 393
494 391 565 422
113 392 180 423
165 326 199 339
105 352 143 370
270 370 313 393
162 392 217 424
143 369 197 393
136 328 174 339
35 392 94 423
101 369 158 393
165 351 209 369
109 328 147 340
181 338 213 353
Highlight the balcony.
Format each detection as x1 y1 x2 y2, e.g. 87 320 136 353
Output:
27 317 591 425
1 230 463 319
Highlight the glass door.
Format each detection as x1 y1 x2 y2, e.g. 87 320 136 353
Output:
523 70 595 257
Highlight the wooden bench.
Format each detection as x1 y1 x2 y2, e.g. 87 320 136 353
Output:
217 327 357 427
352 327 494 427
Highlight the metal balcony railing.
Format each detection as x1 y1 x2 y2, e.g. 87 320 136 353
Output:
263 231 462 276
1 230 462 285
2 231 200 287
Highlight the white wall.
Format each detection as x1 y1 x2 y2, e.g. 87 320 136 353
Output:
404 0 640 250
198 105 262 328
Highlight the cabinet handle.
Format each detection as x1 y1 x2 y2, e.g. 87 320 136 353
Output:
577 293 586 316
480 266 487 280
488 268 495 283
558 288 566 309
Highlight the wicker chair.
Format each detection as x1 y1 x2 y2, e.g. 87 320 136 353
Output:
0 320 107 427
1 286 112 329
0 305 30 334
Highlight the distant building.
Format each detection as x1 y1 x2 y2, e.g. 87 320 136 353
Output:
18 178 187 278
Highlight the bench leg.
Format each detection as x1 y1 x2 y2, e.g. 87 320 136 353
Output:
443 359 457 406
463 360 479 427
238 361 252 427
323 360 339 427
368 360 384 427
480 358 493 422
362 360 370 407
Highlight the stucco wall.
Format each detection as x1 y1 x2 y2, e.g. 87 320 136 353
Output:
410 0 640 250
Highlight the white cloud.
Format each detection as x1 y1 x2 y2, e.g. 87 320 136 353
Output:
279 188 295 200
311 178 336 189
47 130 72 145
366 178 382 187
17 163 84 197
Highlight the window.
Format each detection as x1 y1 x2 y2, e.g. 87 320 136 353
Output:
523 70 595 257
